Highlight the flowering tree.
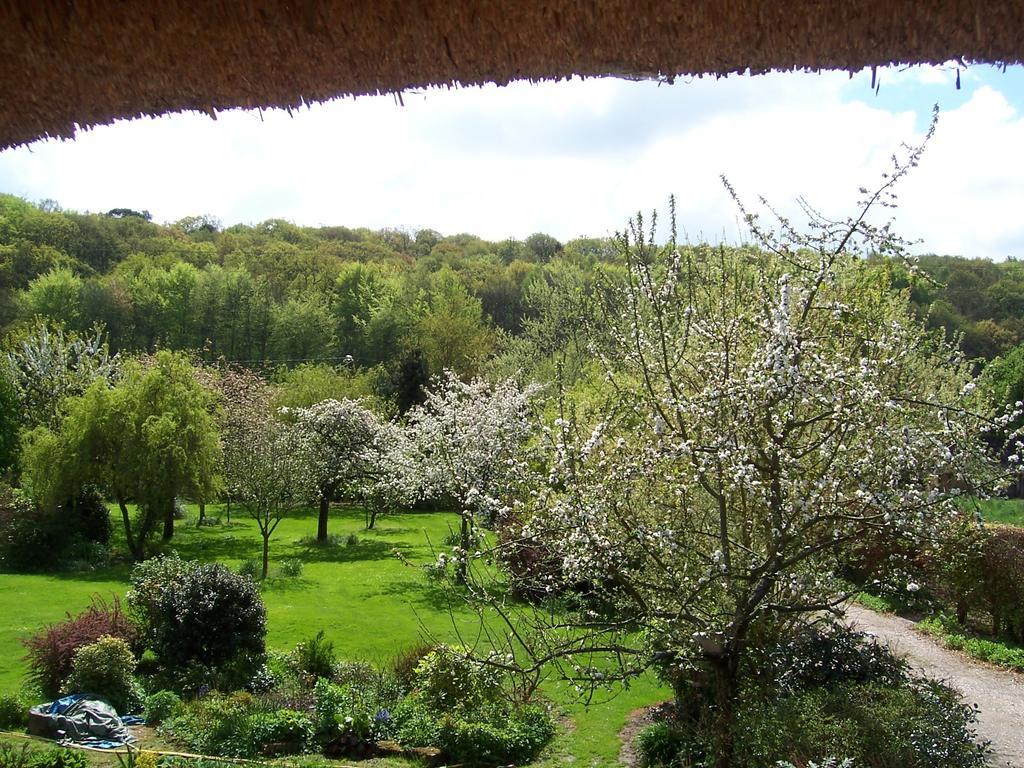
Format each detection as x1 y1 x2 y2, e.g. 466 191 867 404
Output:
5 320 119 428
208 364 273 524
406 372 539 583
468 124 1012 767
226 414 316 579
292 398 381 540
361 418 419 529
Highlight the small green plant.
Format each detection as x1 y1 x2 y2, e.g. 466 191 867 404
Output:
238 559 260 581
278 558 303 578
295 631 336 680
63 635 143 714
144 690 183 724
345 533 359 547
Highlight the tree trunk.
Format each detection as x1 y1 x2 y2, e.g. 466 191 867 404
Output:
162 498 174 540
367 506 378 529
198 500 206 525
956 599 968 626
709 653 740 768
457 513 470 585
262 534 270 580
317 494 330 541
118 497 143 560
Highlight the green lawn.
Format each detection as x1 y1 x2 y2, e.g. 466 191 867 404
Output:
975 497 1024 527
0 504 666 767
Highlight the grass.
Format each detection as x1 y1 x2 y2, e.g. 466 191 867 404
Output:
0 504 667 767
974 497 1024 527
918 616 1024 672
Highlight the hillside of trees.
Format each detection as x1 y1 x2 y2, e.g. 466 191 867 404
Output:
1 193 1020 385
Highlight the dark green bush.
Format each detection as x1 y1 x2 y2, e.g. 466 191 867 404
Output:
734 679 986 768
125 554 199 634
144 690 183 724
636 721 695 768
67 488 112 545
0 485 111 573
753 621 908 693
0 486 60 573
130 559 266 690
63 635 143 714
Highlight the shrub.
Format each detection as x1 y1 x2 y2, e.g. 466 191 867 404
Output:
238 559 260 581
23 596 138 697
979 524 1024 640
134 560 266 689
161 693 313 758
412 645 502 712
67 488 112 545
248 709 314 755
278 558 303 578
753 621 908 694
733 678 986 768
160 692 259 757
636 721 695 768
0 485 61 573
345 533 359 547
125 554 199 634
393 695 555 767
0 485 110 573
392 644 435 693
295 631 335 680
0 690 28 729
144 690 183 724
314 677 400 753
64 635 143 714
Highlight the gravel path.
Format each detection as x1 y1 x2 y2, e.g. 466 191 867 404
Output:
844 604 1024 767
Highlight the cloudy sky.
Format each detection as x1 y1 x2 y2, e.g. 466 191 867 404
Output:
1 63 1023 259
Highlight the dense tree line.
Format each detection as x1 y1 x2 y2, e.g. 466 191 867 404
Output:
3 192 1024 409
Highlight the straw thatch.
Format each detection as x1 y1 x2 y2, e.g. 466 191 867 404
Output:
1 1 1022 149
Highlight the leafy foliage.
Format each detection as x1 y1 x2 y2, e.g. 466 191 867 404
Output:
143 690 183 724
294 630 335 680
21 351 221 559
63 635 143 714
0 690 29 729
134 561 266 690
0 743 87 768
22 596 137 697
3 321 118 429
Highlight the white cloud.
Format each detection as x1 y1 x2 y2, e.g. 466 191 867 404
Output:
0 66 1022 259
